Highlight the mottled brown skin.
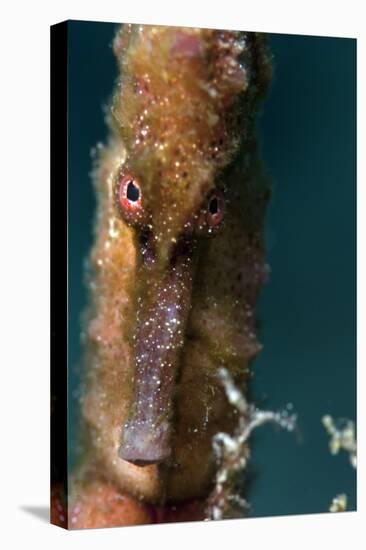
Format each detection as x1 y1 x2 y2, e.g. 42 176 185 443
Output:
67 24 271 528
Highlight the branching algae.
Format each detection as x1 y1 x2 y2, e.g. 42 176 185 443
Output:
207 368 297 520
322 415 357 512
57 24 273 528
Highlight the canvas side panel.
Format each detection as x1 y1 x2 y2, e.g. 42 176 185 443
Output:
50 20 69 530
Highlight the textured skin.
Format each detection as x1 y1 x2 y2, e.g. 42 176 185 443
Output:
66 24 272 528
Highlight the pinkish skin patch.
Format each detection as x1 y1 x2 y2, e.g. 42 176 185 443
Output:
170 32 203 59
113 26 133 61
134 78 155 99
227 65 248 92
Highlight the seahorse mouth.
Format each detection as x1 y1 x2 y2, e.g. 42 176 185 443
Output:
118 418 171 466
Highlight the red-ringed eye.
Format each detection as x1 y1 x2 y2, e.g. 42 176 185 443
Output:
116 173 147 226
119 174 142 211
207 190 224 227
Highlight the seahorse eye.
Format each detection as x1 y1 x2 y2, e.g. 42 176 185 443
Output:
119 175 142 209
207 191 224 227
126 179 140 202
116 173 146 226
209 196 218 214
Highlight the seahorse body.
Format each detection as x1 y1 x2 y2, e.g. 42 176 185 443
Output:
62 24 271 529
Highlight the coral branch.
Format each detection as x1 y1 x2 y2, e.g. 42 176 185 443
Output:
329 494 347 513
322 415 357 513
322 415 357 469
206 368 297 520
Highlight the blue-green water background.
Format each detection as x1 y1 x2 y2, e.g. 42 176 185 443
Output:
68 21 356 517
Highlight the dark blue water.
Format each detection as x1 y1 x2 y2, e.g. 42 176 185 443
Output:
68 21 356 517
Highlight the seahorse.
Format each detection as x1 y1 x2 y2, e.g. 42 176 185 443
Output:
52 23 272 529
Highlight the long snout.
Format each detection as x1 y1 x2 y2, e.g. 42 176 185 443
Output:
119 238 195 466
